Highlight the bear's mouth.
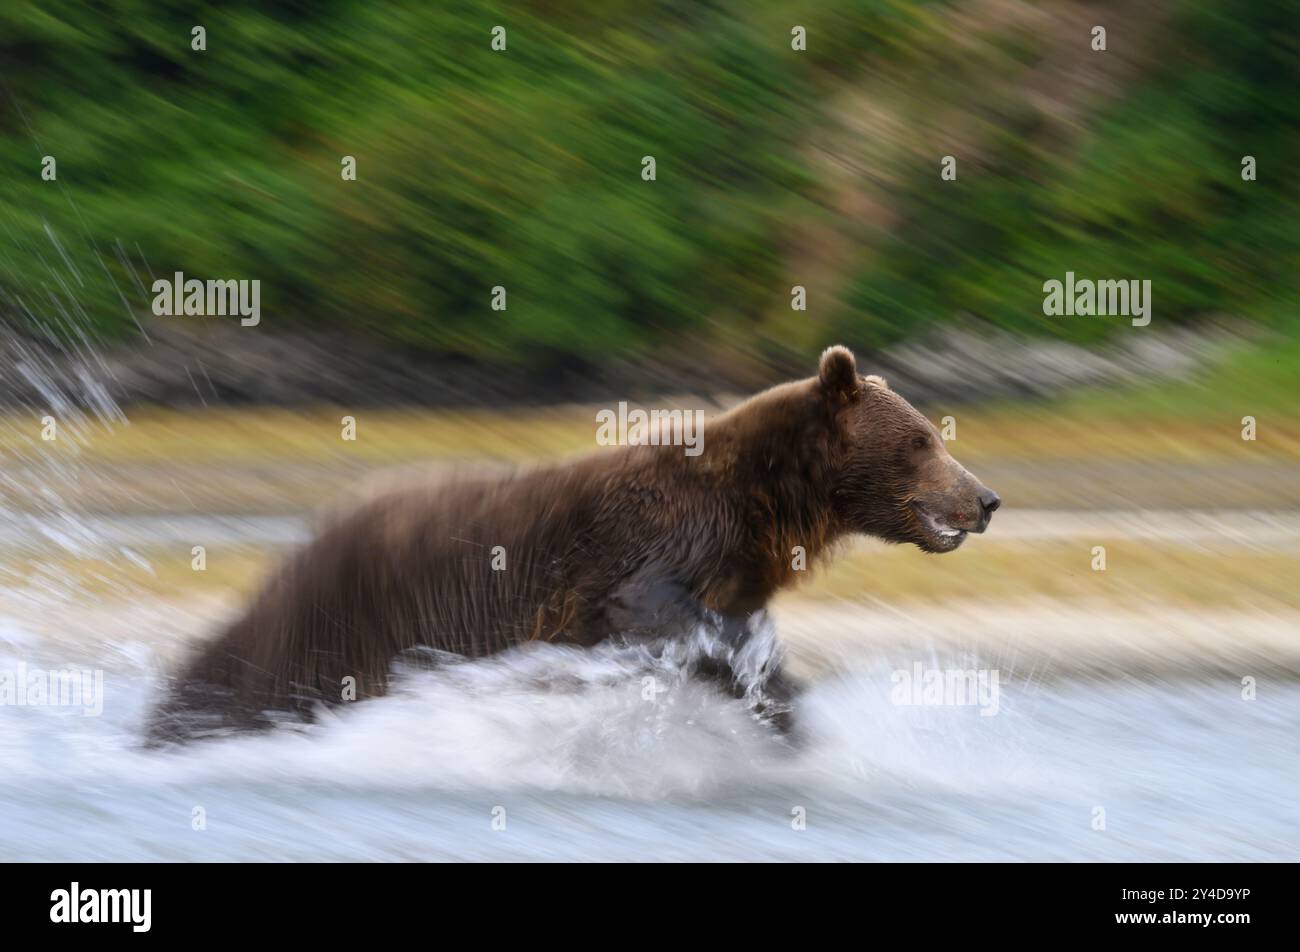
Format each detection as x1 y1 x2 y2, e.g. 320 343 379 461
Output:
910 502 967 551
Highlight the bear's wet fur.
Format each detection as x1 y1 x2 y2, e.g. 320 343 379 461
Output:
147 346 998 743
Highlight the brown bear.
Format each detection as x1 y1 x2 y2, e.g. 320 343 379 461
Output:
146 346 998 743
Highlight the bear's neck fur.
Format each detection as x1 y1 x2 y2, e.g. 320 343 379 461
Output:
674 378 845 614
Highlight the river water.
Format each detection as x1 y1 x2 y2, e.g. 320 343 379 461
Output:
1 599 1296 861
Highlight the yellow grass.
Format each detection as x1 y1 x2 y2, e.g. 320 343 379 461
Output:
3 389 1297 472
788 538 1300 610
6 537 1296 611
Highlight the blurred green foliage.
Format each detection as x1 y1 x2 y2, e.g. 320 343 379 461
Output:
839 0 1300 348
0 0 1295 365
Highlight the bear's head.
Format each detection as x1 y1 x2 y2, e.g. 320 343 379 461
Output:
819 345 1000 553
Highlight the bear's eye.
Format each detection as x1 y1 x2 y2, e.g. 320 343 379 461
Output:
911 434 930 451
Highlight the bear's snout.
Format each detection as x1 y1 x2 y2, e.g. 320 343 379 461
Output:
908 465 999 551
975 487 1001 532
949 478 999 534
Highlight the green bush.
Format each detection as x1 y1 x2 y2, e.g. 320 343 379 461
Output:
838 0 1299 349
0 0 926 361
0 0 1293 369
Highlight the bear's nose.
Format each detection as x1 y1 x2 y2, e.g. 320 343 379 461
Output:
976 489 1001 531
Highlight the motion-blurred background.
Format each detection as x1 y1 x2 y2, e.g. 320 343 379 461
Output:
0 1 1296 860
1 0 1296 397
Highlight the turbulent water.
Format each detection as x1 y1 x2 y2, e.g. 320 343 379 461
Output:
1 606 1297 862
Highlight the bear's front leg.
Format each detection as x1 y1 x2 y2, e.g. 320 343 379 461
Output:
749 663 806 737
603 568 707 640
603 575 806 738
698 611 806 739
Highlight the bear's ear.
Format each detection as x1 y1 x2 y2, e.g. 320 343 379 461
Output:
818 345 859 402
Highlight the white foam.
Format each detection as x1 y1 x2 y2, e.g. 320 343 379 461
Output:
1 610 1297 860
